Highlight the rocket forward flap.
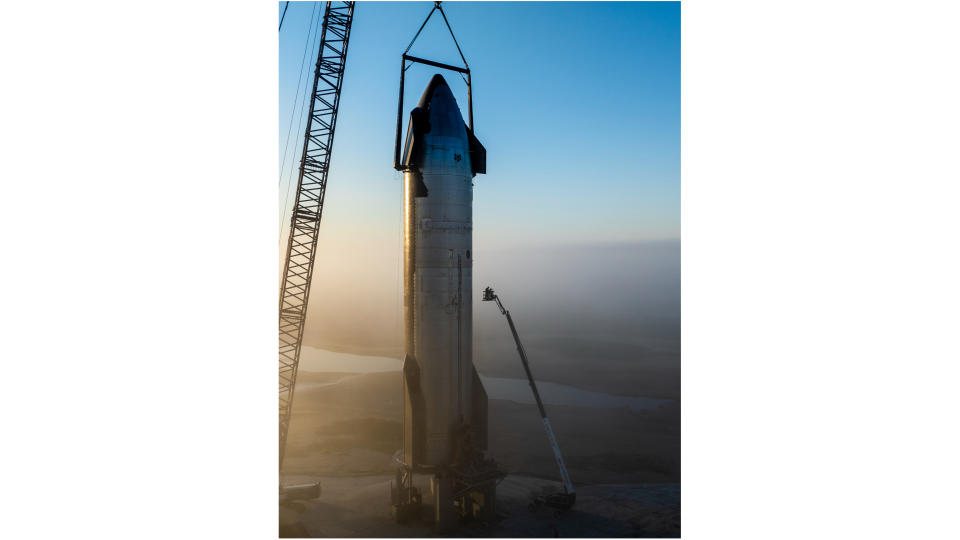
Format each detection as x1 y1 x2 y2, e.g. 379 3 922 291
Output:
401 107 431 172
401 107 431 197
466 124 485 176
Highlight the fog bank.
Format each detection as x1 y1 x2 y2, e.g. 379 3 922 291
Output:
299 240 680 398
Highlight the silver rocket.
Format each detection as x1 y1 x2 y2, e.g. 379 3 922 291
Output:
401 74 487 469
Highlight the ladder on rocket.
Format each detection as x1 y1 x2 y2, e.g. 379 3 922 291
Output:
482 287 576 511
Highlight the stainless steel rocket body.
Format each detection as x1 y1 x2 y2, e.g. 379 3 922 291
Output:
401 74 486 468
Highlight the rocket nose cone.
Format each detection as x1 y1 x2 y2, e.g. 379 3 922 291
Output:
401 73 472 172
417 73 466 140
416 73 452 109
429 73 447 87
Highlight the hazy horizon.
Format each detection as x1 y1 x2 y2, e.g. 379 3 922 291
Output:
294 238 679 399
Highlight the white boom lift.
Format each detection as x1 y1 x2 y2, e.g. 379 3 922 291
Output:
482 287 576 511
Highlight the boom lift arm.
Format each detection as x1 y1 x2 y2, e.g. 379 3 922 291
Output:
482 287 576 510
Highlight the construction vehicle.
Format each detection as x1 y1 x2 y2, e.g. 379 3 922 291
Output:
482 287 576 512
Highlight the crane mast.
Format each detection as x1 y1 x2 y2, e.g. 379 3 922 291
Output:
279 1 355 470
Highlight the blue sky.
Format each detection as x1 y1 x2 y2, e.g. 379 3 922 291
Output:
279 1 679 249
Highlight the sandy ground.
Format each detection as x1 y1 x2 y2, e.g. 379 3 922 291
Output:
281 370 680 537
283 371 679 483
280 474 679 538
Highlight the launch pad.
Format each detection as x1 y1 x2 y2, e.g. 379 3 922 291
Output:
391 457 503 530
282 473 680 538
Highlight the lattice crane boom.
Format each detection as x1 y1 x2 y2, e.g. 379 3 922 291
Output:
279 1 355 470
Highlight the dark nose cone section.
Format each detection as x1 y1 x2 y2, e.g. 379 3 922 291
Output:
415 74 464 139
402 74 485 176
417 73 452 109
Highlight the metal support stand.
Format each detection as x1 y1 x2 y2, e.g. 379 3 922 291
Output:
432 473 456 532
391 440 504 527
391 463 422 524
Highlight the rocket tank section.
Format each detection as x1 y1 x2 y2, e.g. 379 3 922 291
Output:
400 74 487 468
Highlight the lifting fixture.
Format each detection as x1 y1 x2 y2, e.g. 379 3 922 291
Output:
393 1 475 171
